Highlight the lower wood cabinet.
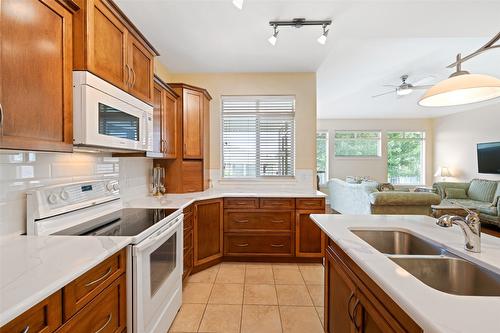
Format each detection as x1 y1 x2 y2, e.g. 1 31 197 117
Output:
325 240 422 333
183 204 194 281
224 234 293 256
193 199 223 268
295 210 325 258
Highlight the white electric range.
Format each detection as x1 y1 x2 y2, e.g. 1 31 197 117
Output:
26 178 183 333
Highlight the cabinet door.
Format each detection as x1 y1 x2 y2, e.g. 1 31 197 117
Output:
296 210 325 257
162 89 178 158
127 34 154 104
357 287 398 333
88 0 128 90
194 199 223 267
326 246 357 333
151 83 163 156
183 89 203 159
0 0 73 152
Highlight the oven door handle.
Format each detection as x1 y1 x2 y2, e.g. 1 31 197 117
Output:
132 216 183 256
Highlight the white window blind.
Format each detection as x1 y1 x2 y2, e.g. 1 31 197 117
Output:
222 96 295 178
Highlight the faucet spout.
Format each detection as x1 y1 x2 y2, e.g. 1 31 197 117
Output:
437 212 481 253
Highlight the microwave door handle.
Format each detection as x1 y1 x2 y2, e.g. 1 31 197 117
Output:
132 217 182 255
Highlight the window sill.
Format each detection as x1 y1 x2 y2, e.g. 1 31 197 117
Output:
218 177 297 185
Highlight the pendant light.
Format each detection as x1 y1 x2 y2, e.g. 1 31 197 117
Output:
419 33 500 107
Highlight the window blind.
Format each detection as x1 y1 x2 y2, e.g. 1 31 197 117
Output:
222 96 295 178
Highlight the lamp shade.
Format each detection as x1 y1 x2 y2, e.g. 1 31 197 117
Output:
419 74 500 107
434 167 451 177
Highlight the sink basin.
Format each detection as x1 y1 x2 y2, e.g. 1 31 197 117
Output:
391 257 500 296
351 229 444 255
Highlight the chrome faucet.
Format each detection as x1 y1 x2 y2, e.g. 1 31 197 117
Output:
436 204 481 253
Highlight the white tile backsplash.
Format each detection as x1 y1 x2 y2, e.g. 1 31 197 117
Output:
0 150 152 236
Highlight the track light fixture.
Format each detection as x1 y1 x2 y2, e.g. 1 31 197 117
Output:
268 18 332 46
268 24 279 46
232 0 243 10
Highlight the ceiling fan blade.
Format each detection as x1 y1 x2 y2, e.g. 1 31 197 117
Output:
382 84 399 87
413 85 434 90
372 90 395 98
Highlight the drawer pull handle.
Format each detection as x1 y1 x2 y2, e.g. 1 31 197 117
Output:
85 267 112 287
95 314 112 333
236 202 247 205
304 202 317 206
235 219 249 223
21 326 29 333
271 244 285 248
235 243 249 247
271 220 284 223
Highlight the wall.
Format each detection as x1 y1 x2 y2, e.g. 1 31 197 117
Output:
317 118 434 192
0 151 151 236
170 72 318 190
433 106 500 182
155 60 173 83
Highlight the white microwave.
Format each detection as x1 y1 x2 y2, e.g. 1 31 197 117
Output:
73 71 153 151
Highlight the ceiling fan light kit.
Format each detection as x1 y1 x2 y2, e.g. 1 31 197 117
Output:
267 18 332 46
419 32 500 107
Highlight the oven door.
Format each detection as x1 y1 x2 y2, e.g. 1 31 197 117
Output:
132 215 183 333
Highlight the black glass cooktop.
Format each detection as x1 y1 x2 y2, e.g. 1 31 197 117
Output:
83 208 178 237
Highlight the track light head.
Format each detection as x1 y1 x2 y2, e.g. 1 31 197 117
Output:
232 0 243 10
317 24 329 45
268 25 279 46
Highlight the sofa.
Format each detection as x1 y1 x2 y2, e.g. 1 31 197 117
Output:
328 178 441 216
433 179 500 227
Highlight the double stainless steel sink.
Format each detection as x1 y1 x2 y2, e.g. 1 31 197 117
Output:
351 229 500 296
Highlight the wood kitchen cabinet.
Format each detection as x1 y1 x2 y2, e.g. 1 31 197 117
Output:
73 0 158 104
193 199 223 269
0 0 77 152
183 204 194 281
325 240 423 333
296 210 326 258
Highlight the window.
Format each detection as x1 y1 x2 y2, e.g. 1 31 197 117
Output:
222 96 295 178
334 131 381 157
387 131 425 185
316 132 329 185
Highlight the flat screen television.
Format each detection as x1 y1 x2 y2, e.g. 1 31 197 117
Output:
477 142 500 174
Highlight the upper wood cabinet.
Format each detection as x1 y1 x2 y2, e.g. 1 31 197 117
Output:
73 0 158 104
0 0 76 152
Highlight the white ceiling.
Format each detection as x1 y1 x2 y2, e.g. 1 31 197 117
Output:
116 0 500 119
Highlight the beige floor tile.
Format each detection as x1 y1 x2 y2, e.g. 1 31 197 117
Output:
273 267 305 285
299 267 324 285
271 263 299 270
276 284 313 306
169 303 205 332
215 266 245 284
307 284 324 307
245 267 274 284
298 263 323 269
245 262 272 269
220 261 246 268
279 306 324 333
208 284 244 305
241 305 282 333
182 282 213 304
188 265 220 284
243 284 278 305
198 304 242 333
315 306 325 327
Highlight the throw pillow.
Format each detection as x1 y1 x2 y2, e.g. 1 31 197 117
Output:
445 188 468 199
377 183 395 192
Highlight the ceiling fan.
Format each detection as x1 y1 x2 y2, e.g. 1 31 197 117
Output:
372 75 434 98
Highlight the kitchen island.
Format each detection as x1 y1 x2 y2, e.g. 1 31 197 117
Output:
310 214 500 333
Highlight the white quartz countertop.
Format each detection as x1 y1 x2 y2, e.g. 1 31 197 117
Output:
126 188 326 210
310 214 500 333
0 235 131 326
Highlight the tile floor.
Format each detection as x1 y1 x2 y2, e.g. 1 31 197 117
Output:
169 262 325 333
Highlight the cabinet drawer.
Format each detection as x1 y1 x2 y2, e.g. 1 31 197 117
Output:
224 211 293 232
225 234 292 256
224 198 259 209
259 198 295 210
0 291 62 333
62 249 126 320
56 275 126 333
184 229 193 252
296 198 325 210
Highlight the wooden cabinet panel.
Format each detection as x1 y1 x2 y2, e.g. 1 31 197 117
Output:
259 198 295 210
0 0 73 152
56 275 126 333
183 89 203 159
224 234 293 256
296 210 325 258
296 198 325 210
194 199 223 267
128 34 154 103
151 83 163 155
183 249 193 281
223 198 259 209
162 88 178 158
181 160 203 192
63 249 126 320
0 291 62 333
224 211 293 232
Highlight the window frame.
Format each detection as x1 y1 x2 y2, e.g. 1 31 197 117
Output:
333 130 382 158
386 131 426 186
220 95 296 180
316 131 329 185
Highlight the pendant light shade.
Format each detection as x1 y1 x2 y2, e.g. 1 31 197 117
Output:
419 73 500 107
